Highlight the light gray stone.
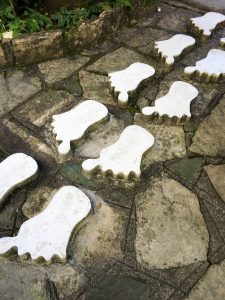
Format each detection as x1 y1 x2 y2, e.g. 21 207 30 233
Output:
0 259 49 300
155 5 200 33
189 95 225 157
180 0 225 12
86 47 150 74
6 70 42 103
46 264 86 299
79 70 116 106
135 175 209 269
134 114 186 168
187 259 225 299
38 56 90 85
114 26 168 50
76 115 126 158
204 164 225 202
70 197 126 271
13 90 76 127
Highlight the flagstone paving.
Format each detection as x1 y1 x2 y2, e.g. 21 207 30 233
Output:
0 1 225 299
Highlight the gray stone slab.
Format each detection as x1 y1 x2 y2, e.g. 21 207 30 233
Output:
79 70 116 106
187 259 225 299
13 90 76 127
0 259 49 300
180 0 225 12
86 47 151 75
68 196 127 273
189 94 225 156
6 70 42 103
204 164 225 202
134 114 186 169
135 174 209 269
38 56 90 85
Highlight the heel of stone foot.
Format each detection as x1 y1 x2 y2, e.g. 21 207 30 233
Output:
57 141 73 162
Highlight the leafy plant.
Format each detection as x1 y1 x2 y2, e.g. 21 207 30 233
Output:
0 0 132 37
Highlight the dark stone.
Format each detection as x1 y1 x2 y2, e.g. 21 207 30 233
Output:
84 276 151 300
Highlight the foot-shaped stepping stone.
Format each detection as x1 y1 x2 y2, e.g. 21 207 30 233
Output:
154 34 196 66
190 12 225 38
184 49 225 81
108 62 155 106
0 153 38 208
82 125 155 179
0 186 91 262
51 100 108 157
142 81 198 124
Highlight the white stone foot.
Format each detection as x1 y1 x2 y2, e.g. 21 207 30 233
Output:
51 100 108 157
190 12 225 37
184 49 225 81
0 153 38 208
142 81 198 124
0 186 91 262
154 34 195 65
108 62 155 106
82 125 155 179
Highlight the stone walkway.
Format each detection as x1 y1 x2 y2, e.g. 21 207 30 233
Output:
0 1 225 299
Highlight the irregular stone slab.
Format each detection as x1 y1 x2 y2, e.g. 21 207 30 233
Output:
84 276 150 300
6 70 42 103
51 100 108 157
187 259 225 299
185 49 225 82
13 90 76 127
82 125 155 179
38 56 90 85
77 114 128 158
0 153 38 209
167 157 204 185
190 12 225 38
86 47 150 74
79 70 115 106
134 115 186 168
0 259 49 300
204 164 225 202
182 0 225 11
135 175 209 269
115 26 168 50
154 34 195 65
46 264 86 299
13 30 63 66
1 119 56 164
69 197 126 272
142 81 198 124
108 62 155 106
0 186 91 262
155 5 200 33
189 94 225 156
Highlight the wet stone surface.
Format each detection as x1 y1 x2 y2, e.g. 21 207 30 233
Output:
0 0 225 298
